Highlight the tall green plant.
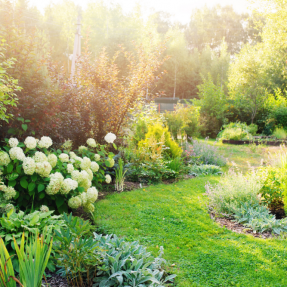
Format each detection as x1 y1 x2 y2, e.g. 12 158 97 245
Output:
115 158 127 192
14 232 53 287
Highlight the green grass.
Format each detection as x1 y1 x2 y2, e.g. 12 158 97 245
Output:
94 143 287 286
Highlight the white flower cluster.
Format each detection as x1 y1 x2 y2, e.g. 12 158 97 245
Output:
107 158 115 167
80 157 91 170
4 203 14 213
8 138 19 148
9 147 25 161
104 132 116 144
34 151 48 163
87 138 97 148
67 164 74 173
35 161 52 178
90 161 99 172
46 172 64 195
0 151 11 166
60 178 78 194
105 174 112 183
1 185 17 200
40 205 49 212
78 146 88 153
23 157 36 175
48 154 58 168
68 186 98 211
24 136 37 149
94 154 100 161
38 136 53 149
59 153 69 163
71 170 91 191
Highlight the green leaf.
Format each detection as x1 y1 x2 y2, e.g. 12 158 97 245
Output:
29 214 40 225
21 124 28 131
7 163 13 173
57 203 68 214
16 165 22 173
56 197 65 208
78 187 85 193
31 174 37 181
25 119 31 123
28 182 36 192
39 193 45 199
38 184 45 192
20 177 28 189
8 180 16 187
113 143 117 150
8 173 19 181
57 149 61 154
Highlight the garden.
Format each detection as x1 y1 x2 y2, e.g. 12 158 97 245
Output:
2 0 287 286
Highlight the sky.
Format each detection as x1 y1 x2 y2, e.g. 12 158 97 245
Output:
28 0 253 24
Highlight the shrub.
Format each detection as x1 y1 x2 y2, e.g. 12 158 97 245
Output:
205 169 264 215
273 127 287 139
274 107 287 129
190 165 223 176
138 123 182 159
217 122 258 141
164 103 201 139
0 134 115 213
93 233 176 287
233 201 287 234
191 139 226 166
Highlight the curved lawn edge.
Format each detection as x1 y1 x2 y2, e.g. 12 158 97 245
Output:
94 177 287 287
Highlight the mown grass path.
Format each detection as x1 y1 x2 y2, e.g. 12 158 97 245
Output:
95 176 287 286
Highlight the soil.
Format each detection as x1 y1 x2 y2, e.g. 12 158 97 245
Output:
211 213 274 239
42 271 69 287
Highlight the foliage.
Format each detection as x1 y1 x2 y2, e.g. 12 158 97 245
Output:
233 201 287 234
95 175 287 286
54 213 100 287
164 103 201 139
0 42 21 125
217 122 258 141
193 73 228 137
138 123 182 159
206 169 264 215
0 236 16 287
14 232 53 287
274 107 287 129
190 165 223 176
273 127 287 139
115 158 127 192
93 233 176 287
0 135 114 213
191 139 226 166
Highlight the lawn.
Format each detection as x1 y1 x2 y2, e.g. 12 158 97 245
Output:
94 142 287 287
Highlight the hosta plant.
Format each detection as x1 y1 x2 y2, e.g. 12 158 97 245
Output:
0 134 116 213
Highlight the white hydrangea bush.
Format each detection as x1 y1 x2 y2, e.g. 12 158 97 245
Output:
0 133 117 213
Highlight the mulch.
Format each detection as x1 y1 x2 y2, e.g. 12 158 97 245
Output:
211 213 274 239
43 272 69 287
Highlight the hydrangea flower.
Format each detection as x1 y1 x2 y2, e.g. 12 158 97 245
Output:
107 158 115 168
23 157 36 175
94 154 100 161
9 147 25 161
46 172 64 195
80 157 91 170
8 138 19 148
84 203 95 213
104 132 116 144
35 161 52 178
4 203 14 213
34 151 48 163
86 169 93 181
67 163 74 173
0 151 11 166
60 178 78 194
79 192 88 205
59 153 69 163
71 170 91 191
38 136 53 149
86 187 98 203
90 161 99 172
78 146 88 153
24 136 37 149
3 186 17 200
68 196 82 209
87 138 97 148
69 152 77 159
105 174 112 184
48 154 58 168
40 205 49 212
